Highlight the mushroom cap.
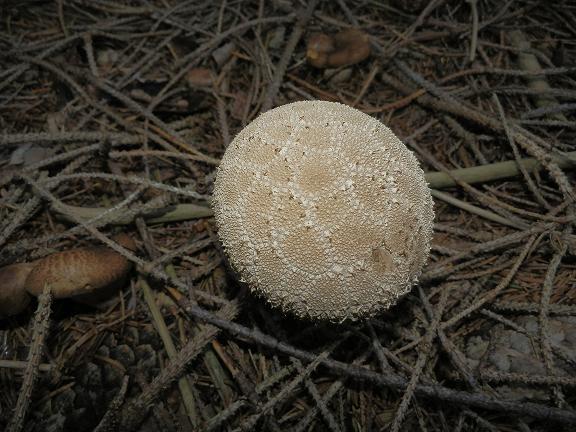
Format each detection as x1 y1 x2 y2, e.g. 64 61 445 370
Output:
25 234 135 299
187 67 214 87
0 263 35 318
307 29 371 68
212 101 434 322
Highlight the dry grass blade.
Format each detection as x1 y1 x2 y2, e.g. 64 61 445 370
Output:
140 278 199 427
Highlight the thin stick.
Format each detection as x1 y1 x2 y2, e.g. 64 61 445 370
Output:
431 189 527 229
140 278 199 427
508 30 567 121
0 360 52 372
261 0 319 112
6 284 52 432
442 235 538 329
119 301 240 431
390 286 450 432
493 93 550 209
93 376 130 432
466 0 479 62
539 233 569 405
389 61 575 201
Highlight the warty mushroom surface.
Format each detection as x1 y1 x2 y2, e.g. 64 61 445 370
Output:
212 101 434 322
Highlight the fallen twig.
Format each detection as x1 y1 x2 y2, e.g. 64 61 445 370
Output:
182 301 576 424
6 284 52 432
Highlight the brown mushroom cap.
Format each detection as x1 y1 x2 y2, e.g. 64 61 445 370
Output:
187 67 214 87
307 29 371 68
0 263 35 318
212 101 434 322
25 234 135 299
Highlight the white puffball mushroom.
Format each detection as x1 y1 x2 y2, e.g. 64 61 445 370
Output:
212 101 434 322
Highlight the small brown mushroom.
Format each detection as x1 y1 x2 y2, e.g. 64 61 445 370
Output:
0 263 35 318
186 67 214 87
25 233 136 300
307 29 371 69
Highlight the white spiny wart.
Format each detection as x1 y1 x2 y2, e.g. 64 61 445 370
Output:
212 101 434 322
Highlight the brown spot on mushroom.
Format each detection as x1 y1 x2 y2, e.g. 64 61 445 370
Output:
0 263 35 318
382 204 420 263
330 219 382 263
307 29 371 69
371 247 393 274
25 233 136 300
212 101 434 322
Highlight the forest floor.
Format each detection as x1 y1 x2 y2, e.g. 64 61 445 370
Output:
1 0 576 431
